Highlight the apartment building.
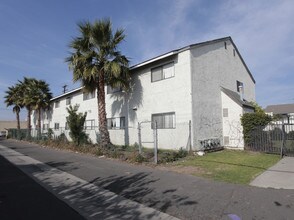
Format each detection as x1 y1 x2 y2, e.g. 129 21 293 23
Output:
31 37 256 150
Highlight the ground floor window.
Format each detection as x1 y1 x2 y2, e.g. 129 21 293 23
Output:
152 112 175 129
43 124 49 130
54 123 59 130
107 117 125 129
84 119 95 130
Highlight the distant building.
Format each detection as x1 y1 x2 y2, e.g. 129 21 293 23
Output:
264 103 294 124
0 121 26 136
31 36 256 150
264 104 294 116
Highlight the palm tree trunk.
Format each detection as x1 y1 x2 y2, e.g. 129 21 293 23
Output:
16 110 21 139
97 75 110 148
16 110 20 130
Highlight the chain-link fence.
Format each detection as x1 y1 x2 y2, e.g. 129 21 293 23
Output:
8 121 193 153
137 120 192 151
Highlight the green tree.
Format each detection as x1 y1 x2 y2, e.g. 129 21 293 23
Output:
66 18 130 148
19 77 35 132
66 105 88 145
4 84 23 130
249 101 265 114
29 79 52 136
241 103 272 144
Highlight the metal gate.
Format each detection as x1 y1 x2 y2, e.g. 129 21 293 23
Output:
246 117 294 156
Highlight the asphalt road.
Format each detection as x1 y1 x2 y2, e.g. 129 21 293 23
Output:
0 153 84 220
1 139 294 220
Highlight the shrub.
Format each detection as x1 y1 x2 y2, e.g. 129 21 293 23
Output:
47 128 54 140
128 152 147 163
241 112 272 144
66 104 88 145
57 133 68 143
159 148 188 163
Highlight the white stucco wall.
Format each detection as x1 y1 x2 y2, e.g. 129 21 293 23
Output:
221 91 244 149
122 50 192 149
190 39 256 150
32 50 192 150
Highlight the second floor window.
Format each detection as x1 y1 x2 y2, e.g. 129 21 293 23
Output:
107 117 125 129
66 97 72 105
151 62 175 82
55 101 60 108
83 91 95 101
107 85 122 94
237 80 244 92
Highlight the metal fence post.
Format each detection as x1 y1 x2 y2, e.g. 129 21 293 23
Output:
189 120 192 152
154 121 158 164
138 122 142 154
281 121 285 158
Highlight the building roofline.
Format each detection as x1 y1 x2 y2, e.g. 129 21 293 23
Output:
130 36 255 84
221 87 254 109
229 38 256 84
51 87 82 101
130 37 232 70
51 37 255 101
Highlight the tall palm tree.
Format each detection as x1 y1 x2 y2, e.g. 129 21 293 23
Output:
20 77 35 131
29 79 52 136
66 18 130 148
4 84 23 129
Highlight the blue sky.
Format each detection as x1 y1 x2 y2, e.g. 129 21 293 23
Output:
0 0 293 120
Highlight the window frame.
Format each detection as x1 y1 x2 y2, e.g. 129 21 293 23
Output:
84 119 95 130
55 101 60 108
151 62 175 82
236 80 244 92
43 123 49 130
83 91 95 101
107 85 122 94
107 117 125 130
54 123 59 130
66 97 72 105
151 112 176 129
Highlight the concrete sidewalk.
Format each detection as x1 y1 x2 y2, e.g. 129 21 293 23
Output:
250 157 294 189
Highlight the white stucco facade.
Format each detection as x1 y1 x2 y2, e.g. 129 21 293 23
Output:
31 37 256 150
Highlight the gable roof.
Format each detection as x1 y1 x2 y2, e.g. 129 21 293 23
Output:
131 36 255 84
264 104 294 114
221 87 254 109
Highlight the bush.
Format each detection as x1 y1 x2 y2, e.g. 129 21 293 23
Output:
159 148 188 163
47 128 54 139
128 152 147 163
241 112 272 144
66 105 88 145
